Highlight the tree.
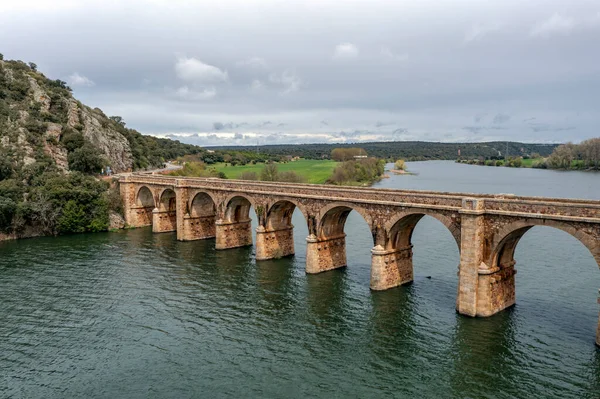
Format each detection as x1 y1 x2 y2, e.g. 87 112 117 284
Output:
394 159 406 170
0 156 12 180
68 143 105 174
109 116 126 127
260 163 279 181
28 62 37 71
61 129 85 152
0 53 3 60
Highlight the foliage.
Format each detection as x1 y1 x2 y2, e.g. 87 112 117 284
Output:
68 143 105 174
169 161 226 178
331 147 367 161
212 141 558 162
60 128 85 152
328 158 385 186
394 159 406 170
239 171 258 180
260 163 279 181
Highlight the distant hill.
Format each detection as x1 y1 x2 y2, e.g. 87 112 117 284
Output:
210 141 558 161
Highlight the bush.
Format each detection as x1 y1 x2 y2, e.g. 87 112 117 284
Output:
278 171 305 183
260 163 279 181
394 159 406 170
240 171 258 180
68 143 105 174
0 196 17 233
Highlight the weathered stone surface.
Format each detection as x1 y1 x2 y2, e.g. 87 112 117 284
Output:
370 245 413 290
120 175 600 346
215 220 252 249
256 226 294 260
109 211 125 230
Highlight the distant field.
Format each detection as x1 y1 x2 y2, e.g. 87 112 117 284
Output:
212 159 338 184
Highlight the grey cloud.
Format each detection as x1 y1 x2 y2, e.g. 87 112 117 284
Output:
3 0 599 145
493 114 511 124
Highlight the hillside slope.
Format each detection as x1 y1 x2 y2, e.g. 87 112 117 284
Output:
0 55 203 239
0 56 203 173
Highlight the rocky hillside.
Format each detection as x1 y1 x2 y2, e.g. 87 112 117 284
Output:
0 55 202 173
0 54 203 239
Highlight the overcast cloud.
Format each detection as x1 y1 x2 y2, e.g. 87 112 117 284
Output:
1 0 599 146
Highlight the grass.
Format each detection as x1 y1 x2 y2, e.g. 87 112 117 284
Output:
211 159 338 184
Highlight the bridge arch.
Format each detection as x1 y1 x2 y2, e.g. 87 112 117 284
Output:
491 219 600 270
315 201 374 241
223 194 255 223
189 191 217 218
265 199 308 230
136 186 155 209
158 188 177 212
385 210 461 251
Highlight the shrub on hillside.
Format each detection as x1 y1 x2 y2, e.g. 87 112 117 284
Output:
68 143 105 174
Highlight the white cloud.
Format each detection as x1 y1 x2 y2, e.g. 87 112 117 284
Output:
464 23 501 43
380 46 408 61
530 13 575 38
333 43 359 60
237 56 268 69
67 72 95 87
175 56 228 83
250 79 264 90
269 70 301 93
175 85 216 100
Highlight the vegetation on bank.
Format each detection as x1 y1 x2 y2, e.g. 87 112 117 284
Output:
328 157 386 186
457 137 600 171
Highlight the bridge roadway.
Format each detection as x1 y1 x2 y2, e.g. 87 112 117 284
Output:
120 174 600 346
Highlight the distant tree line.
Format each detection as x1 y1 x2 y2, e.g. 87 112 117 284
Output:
545 138 600 169
210 141 557 162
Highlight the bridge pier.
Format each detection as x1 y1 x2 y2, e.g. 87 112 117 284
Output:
256 226 294 260
215 219 252 250
476 262 516 316
181 214 216 241
306 234 347 274
370 245 413 290
152 209 177 233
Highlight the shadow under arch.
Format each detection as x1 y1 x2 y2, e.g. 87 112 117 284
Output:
256 199 309 261
215 194 255 250
183 191 217 240
134 185 155 226
384 210 461 251
153 188 177 233
489 219 600 347
306 202 374 277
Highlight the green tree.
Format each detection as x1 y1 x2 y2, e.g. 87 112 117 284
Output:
57 200 86 233
260 163 279 181
68 143 105 174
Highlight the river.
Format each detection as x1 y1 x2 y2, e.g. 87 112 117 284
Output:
1 161 599 398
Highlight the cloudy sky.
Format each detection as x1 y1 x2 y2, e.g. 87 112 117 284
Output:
1 0 599 146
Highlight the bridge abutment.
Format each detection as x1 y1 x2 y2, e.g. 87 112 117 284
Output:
256 226 295 260
152 209 177 233
370 245 414 290
306 234 347 274
215 219 252 250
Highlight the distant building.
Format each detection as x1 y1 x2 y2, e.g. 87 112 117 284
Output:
353 155 368 159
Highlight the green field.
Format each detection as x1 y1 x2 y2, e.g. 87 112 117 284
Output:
212 159 338 184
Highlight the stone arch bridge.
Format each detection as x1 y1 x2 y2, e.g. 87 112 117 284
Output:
120 174 600 346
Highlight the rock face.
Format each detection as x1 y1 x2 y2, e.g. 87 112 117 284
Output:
0 59 134 173
69 103 134 173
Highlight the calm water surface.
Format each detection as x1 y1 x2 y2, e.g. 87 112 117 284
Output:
1 161 599 398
